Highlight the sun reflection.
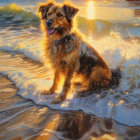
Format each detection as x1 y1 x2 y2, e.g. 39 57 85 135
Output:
37 114 60 139
61 101 70 107
116 99 124 106
87 0 95 20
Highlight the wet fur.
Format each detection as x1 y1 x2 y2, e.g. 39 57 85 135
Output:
38 2 120 103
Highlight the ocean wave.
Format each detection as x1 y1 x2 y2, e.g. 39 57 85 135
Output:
0 31 140 126
0 49 140 127
0 3 140 39
0 3 40 27
78 16 140 38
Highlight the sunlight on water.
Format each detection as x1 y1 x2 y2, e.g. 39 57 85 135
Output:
0 3 21 11
0 1 140 127
82 0 134 21
0 3 40 27
38 114 60 138
101 134 116 140
61 101 70 107
38 108 48 115
87 1 95 20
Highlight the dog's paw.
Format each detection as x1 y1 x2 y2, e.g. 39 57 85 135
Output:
51 96 64 104
76 87 88 97
41 90 54 95
76 88 92 97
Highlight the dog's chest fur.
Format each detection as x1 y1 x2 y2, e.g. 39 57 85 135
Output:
52 34 74 54
47 34 78 68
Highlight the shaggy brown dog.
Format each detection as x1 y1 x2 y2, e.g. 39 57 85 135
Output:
38 2 120 104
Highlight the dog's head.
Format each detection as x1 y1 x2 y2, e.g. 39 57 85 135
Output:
38 2 78 38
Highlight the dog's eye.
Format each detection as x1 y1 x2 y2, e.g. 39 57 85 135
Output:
57 13 62 17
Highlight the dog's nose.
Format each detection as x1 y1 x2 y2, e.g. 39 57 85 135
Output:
46 20 53 28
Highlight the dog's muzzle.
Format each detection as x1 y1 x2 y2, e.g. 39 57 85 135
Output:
46 20 53 28
46 20 55 35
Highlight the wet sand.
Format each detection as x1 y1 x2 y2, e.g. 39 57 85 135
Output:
0 63 140 140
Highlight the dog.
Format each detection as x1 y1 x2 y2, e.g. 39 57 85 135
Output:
38 2 121 104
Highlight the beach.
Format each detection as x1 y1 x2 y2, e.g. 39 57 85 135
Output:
0 0 140 139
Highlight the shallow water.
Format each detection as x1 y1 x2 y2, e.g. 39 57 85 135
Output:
0 0 140 139
0 52 140 140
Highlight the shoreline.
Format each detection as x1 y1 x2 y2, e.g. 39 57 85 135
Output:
0 74 140 140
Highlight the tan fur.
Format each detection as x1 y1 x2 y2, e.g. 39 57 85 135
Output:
38 2 111 103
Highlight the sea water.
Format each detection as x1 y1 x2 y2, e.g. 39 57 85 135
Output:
0 0 140 127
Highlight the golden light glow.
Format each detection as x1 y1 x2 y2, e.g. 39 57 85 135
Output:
116 99 124 106
37 114 60 139
61 101 70 107
87 0 95 20
60 93 73 108
91 133 116 140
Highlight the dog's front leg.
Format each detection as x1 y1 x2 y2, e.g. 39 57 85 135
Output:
51 67 74 104
42 69 61 95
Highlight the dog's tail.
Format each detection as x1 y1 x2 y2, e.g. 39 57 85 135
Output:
109 67 122 88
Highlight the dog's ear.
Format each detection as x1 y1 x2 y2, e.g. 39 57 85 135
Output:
63 4 79 21
38 3 53 19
